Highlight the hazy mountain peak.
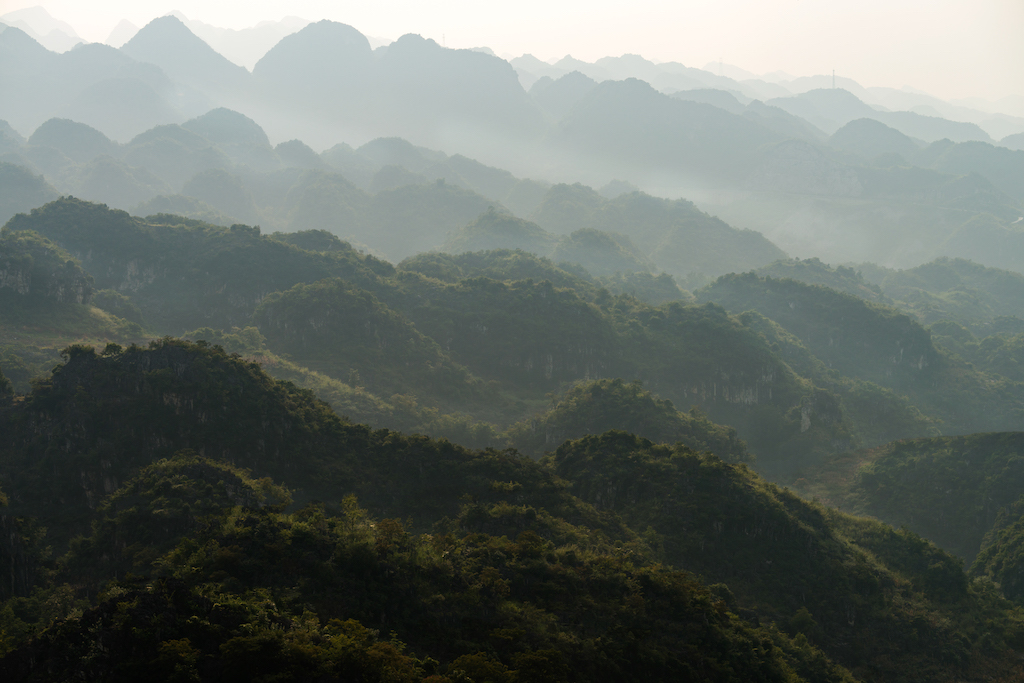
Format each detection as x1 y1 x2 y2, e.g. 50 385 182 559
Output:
0 119 26 146
122 14 197 49
799 87 871 105
0 23 53 57
0 6 78 35
554 55 593 72
182 108 270 147
531 71 599 121
512 54 552 70
387 33 442 53
0 5 82 52
105 19 139 48
357 137 446 172
829 117 921 159
253 19 372 78
122 15 251 96
275 139 326 169
27 117 118 162
533 70 596 92
126 123 209 149
596 53 654 68
1002 132 1024 151
159 12 312 70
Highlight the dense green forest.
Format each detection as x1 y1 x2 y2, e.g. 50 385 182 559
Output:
2 340 1024 682
3 196 1024 680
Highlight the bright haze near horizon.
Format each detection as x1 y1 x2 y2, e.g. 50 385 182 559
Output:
1 0 1021 106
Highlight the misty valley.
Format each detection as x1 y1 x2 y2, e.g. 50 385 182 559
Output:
2 10 1024 683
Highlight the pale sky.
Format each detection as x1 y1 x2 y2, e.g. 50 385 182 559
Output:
1 0 1022 103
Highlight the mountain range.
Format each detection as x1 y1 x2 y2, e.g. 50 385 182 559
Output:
0 11 1022 271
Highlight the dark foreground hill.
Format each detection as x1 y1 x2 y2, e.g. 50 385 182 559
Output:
2 340 1024 681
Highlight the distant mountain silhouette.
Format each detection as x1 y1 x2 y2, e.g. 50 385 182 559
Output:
750 139 863 196
255 23 545 154
598 179 640 198
531 71 598 121
132 193 237 226
1002 133 1024 151
881 110 992 144
126 123 214 150
121 16 250 102
168 12 310 70
549 78 779 185
513 52 779 103
0 28 192 138
372 34 545 149
530 183 786 278
253 20 372 107
27 118 118 162
63 155 169 210
0 27 62 133
552 55 609 82
551 228 653 276
940 214 1024 275
105 19 138 48
508 54 565 88
770 88 992 143
829 118 921 160
442 209 558 255
0 161 58 224
924 141 1024 203
0 6 82 52
181 168 262 224
593 54 715 92
0 119 25 152
368 165 428 193
743 100 824 141
671 89 746 114
499 178 550 217
56 77 182 142
367 181 499 260
275 139 326 169
122 123 231 188
433 154 520 202
668 90 826 143
357 137 445 173
19 141 74 177
320 143 377 188
767 89 877 133
183 108 270 147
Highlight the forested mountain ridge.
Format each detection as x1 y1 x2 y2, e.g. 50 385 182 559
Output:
1 198 826 468
6 197 1022 478
0 228 94 306
2 340 1023 681
3 197 393 330
696 272 1024 437
747 256 1024 388
794 431 1024 617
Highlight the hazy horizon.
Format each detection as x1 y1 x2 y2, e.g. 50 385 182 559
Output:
1 0 1021 106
